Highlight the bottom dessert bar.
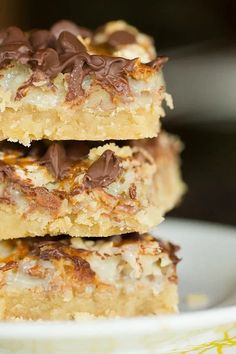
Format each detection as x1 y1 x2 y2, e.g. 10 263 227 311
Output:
0 233 179 320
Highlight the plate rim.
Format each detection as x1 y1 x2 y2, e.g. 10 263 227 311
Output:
0 306 236 339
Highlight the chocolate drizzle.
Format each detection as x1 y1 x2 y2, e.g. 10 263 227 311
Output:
0 20 167 100
83 150 121 188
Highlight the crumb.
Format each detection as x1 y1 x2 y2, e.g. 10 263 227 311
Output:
185 293 209 310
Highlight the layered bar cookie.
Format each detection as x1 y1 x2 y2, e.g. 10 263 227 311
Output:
0 132 185 239
0 20 172 145
0 233 179 319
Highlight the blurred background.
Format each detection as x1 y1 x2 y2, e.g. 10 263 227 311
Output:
0 0 235 225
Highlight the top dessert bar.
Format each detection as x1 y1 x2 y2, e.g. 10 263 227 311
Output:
0 20 172 145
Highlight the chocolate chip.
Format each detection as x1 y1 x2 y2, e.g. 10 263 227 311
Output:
83 150 121 188
39 143 71 180
107 30 136 47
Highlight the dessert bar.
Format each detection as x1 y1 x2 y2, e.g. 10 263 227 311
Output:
0 233 179 319
0 132 184 239
0 20 172 145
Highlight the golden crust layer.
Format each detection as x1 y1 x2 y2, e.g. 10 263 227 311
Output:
0 132 185 239
0 101 168 145
0 233 179 319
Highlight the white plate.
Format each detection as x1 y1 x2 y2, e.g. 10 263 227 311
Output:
0 218 236 354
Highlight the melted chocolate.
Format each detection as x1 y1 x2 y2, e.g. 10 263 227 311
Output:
65 141 90 161
83 149 121 188
50 20 92 39
29 30 55 50
0 26 32 66
0 141 123 186
107 30 136 47
0 20 167 100
57 32 135 99
39 143 72 180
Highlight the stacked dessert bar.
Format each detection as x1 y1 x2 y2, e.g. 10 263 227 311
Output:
0 20 185 319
